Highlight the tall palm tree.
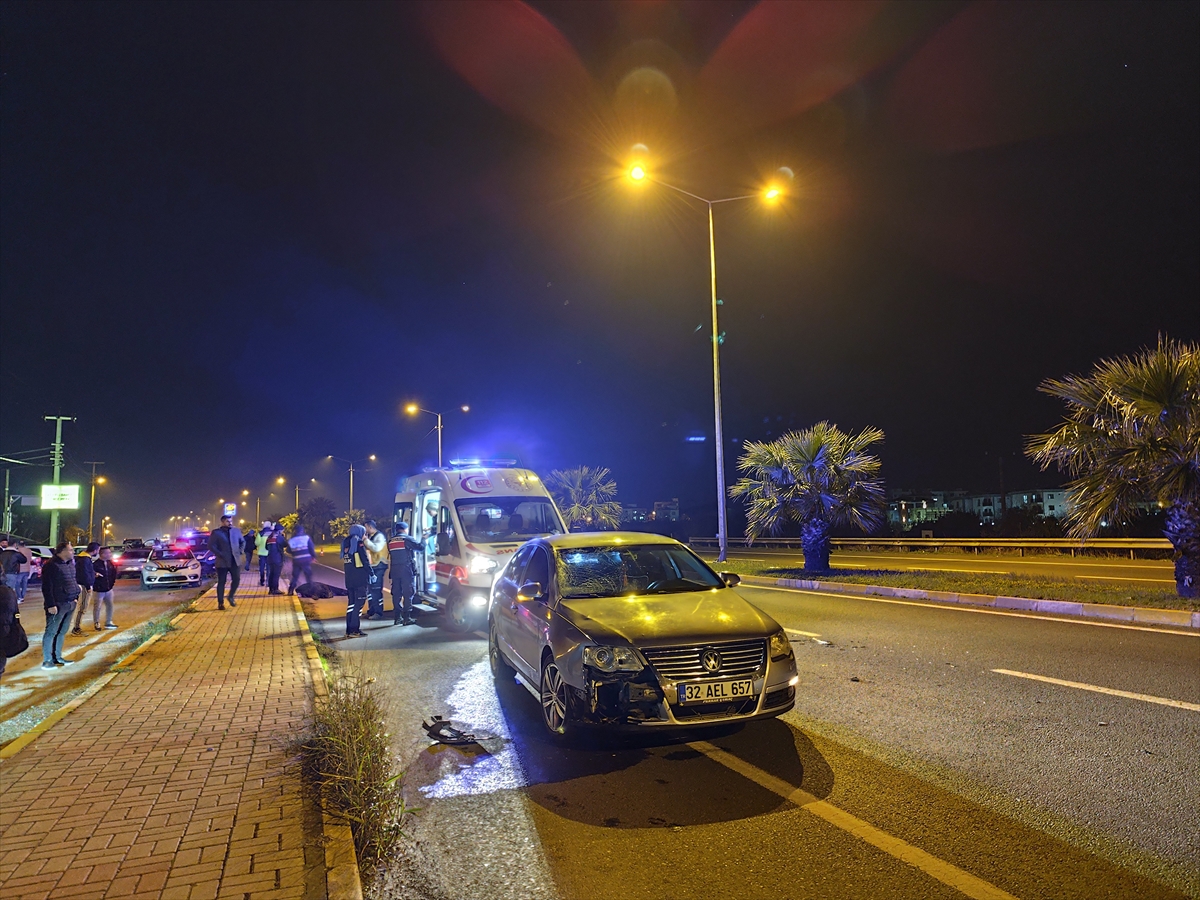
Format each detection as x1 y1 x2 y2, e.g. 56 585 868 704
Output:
1026 336 1200 598
730 422 886 572
546 466 621 531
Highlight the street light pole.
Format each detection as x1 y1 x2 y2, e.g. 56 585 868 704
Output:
85 461 105 542
405 405 468 468
328 457 375 511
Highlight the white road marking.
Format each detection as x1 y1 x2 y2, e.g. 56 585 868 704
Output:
785 628 822 638
690 741 1018 900
992 669 1200 712
746 584 1200 638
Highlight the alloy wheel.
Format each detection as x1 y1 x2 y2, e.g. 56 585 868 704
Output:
540 663 568 735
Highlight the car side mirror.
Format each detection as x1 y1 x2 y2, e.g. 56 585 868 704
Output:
720 572 741 587
436 532 451 556
517 581 544 602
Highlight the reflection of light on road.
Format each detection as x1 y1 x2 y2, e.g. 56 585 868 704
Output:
420 659 530 799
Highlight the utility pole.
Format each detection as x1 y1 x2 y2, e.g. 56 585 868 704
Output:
44 416 75 546
85 461 105 542
3 468 10 534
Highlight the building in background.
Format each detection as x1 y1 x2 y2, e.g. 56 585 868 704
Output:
652 499 680 522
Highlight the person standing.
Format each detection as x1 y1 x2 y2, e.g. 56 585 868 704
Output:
0 579 19 679
362 519 389 619
286 525 315 595
388 522 421 626
71 542 99 636
342 524 370 637
243 527 256 571
91 546 118 629
14 540 33 602
210 515 244 610
0 537 24 595
266 525 286 595
42 542 80 669
256 524 271 585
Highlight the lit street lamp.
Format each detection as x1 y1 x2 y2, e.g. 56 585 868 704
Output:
405 404 469 468
627 151 789 562
278 476 318 510
327 456 375 511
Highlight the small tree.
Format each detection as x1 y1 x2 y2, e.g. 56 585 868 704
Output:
546 466 621 530
730 422 887 572
1026 336 1200 597
329 509 367 539
277 512 299 534
300 496 337 541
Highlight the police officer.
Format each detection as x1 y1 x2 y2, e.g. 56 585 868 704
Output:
388 522 421 626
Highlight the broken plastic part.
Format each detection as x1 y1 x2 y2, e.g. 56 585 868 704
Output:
422 715 478 746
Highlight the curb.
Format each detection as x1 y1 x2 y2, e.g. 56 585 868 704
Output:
741 575 1200 630
291 596 365 900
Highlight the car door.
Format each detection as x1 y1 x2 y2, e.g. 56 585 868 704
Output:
494 544 534 673
509 545 552 676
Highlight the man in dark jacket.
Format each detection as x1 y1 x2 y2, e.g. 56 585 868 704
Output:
42 542 81 668
71 542 99 636
243 527 256 572
388 522 421 626
267 526 285 595
92 546 118 630
0 537 23 594
210 515 244 610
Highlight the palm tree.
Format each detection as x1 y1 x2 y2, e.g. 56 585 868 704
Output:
730 422 886 572
1026 336 1200 598
546 466 621 531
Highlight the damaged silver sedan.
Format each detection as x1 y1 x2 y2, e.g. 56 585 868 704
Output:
488 533 798 739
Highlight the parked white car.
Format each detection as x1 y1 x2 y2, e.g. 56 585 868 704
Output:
141 547 202 589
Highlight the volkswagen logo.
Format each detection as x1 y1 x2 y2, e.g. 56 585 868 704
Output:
700 648 722 674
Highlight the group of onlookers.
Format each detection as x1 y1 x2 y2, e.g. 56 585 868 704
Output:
209 515 318 610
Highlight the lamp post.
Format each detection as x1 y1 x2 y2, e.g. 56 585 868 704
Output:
279 477 317 510
327 457 375 511
85 461 106 542
405 404 469 467
627 154 788 562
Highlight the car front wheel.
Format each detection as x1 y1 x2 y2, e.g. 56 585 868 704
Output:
443 590 471 633
489 618 514 679
540 659 574 739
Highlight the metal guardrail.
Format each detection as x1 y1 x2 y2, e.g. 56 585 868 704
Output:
689 536 1173 559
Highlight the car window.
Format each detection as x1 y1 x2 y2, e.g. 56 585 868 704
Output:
507 544 536 585
151 549 195 561
556 544 723 599
523 548 550 597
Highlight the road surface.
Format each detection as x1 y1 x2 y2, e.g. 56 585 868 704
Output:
717 548 1175 587
301 563 1199 900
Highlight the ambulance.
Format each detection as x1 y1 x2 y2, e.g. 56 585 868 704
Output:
394 460 566 632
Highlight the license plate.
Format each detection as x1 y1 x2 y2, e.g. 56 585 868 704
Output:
679 678 755 705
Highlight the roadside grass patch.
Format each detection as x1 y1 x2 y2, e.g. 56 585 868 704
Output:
303 669 415 872
707 559 1194 611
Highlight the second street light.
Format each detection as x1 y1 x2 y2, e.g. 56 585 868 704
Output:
627 150 789 562
405 404 469 468
327 456 375 511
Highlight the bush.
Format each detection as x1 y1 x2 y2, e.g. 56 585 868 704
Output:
304 671 414 870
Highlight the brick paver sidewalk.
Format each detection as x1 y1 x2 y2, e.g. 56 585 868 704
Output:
0 582 325 900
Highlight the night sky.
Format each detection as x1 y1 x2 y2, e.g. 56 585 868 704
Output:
2 0 1197 539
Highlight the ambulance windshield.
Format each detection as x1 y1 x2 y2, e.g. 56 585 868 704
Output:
455 498 565 543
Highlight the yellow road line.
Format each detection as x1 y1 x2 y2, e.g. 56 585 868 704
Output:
785 628 822 638
690 741 1018 900
992 669 1200 712
747 584 1199 638
1076 574 1175 584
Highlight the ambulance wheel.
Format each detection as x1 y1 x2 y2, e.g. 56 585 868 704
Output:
443 591 471 633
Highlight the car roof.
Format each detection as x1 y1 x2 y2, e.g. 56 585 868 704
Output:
539 531 683 550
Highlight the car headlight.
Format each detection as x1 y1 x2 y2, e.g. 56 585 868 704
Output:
583 645 644 673
769 630 791 661
469 555 497 574
187 561 200 570
144 563 159 572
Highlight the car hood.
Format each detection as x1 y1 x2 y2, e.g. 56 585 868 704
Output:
557 588 778 647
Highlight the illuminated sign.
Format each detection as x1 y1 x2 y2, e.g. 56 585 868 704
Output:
223 503 238 517
40 484 81 510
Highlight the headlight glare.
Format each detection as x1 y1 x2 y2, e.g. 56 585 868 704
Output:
144 563 159 572
583 644 643 673
769 630 791 661
469 555 497 574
